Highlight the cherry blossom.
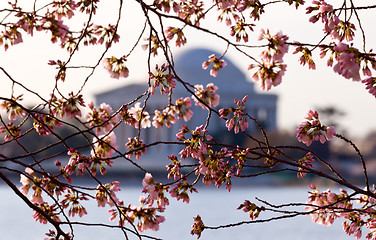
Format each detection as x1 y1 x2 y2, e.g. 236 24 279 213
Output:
219 95 249 134
237 200 264 220
0 95 26 120
152 108 177 128
33 113 62 136
230 19 254 42
149 64 176 95
192 83 220 109
171 97 193 122
86 102 118 134
202 54 227 77
95 181 121 207
296 110 336 146
297 152 315 178
332 43 361 81
191 215 205 238
166 155 182 180
362 77 376 98
125 137 146 160
258 28 289 62
129 103 151 129
0 122 21 141
164 27 187 47
176 125 212 160
91 132 118 159
103 56 129 79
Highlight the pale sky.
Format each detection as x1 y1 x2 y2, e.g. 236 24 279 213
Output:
0 0 375 138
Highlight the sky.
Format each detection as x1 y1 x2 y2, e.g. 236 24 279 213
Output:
0 0 375 138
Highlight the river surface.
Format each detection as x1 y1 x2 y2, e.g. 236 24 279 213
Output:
1 184 358 240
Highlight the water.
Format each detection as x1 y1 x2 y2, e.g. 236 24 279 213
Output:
0 185 356 240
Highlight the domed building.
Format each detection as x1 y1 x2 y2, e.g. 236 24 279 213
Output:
95 48 277 169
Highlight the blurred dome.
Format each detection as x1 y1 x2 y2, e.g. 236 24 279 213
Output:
174 48 255 95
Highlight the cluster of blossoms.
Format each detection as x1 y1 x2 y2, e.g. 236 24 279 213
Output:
293 44 316 70
108 201 166 232
176 0 205 26
19 168 44 203
19 167 91 224
304 185 376 239
219 95 249 134
170 97 194 122
297 152 315 178
153 0 181 13
237 200 264 220
176 125 212 160
0 95 24 149
191 215 205 238
0 95 25 120
125 137 146 160
152 108 177 128
230 19 255 42
50 92 85 119
141 34 162 56
60 189 88 217
306 0 355 42
102 56 129 79
95 181 121 207
249 29 288 90
141 173 169 209
128 103 151 129
120 105 137 127
86 102 118 134
217 4 240 26
149 64 176 95
152 98 193 128
90 132 118 159
33 113 62 136
107 173 167 232
197 147 233 191
362 77 376 98
166 154 182 180
123 98 193 131
48 60 67 82
0 122 21 141
229 146 250 176
296 110 336 146
169 179 198 203
0 0 116 52
305 185 353 226
331 43 361 81
202 54 227 77
65 148 113 177
164 27 187 47
192 83 220 109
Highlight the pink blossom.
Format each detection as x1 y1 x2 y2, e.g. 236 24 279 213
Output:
171 97 193 121
90 132 118 158
103 56 129 79
362 77 376 98
164 27 187 47
149 64 176 95
0 95 26 120
202 54 227 77
296 110 336 146
86 102 118 134
125 137 146 160
129 103 151 129
142 173 154 186
152 108 176 128
333 48 361 81
192 83 220 109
